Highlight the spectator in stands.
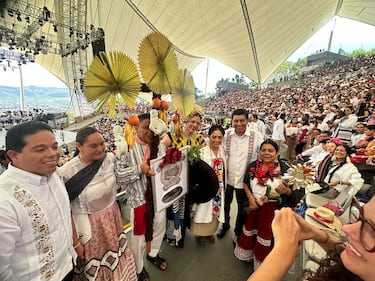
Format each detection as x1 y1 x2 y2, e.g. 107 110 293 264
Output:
316 115 330 132
296 115 310 155
321 144 364 199
332 106 358 144
307 138 332 166
354 124 375 150
0 149 9 175
285 116 299 162
349 122 366 148
354 140 375 193
323 104 338 124
0 121 75 281
367 107 375 123
271 113 287 159
305 128 322 150
296 131 330 163
248 114 266 139
315 138 342 183
264 115 276 138
357 103 371 122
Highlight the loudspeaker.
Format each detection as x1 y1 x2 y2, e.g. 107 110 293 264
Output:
92 38 106 58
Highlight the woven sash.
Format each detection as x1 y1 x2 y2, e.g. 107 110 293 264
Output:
65 154 107 201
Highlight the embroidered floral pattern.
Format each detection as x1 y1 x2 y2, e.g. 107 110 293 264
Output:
249 160 278 186
249 160 282 202
212 158 224 217
13 186 55 280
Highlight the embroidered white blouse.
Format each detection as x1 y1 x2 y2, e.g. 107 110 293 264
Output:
58 153 118 243
324 161 364 193
0 164 74 281
191 145 226 224
58 153 117 215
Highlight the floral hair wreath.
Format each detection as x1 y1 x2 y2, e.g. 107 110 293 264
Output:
329 137 342 145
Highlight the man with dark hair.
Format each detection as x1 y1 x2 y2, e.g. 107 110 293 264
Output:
117 113 167 281
271 113 287 159
217 109 263 239
248 114 266 139
0 121 75 281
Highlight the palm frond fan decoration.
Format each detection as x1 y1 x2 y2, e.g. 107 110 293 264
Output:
287 163 315 186
138 32 179 95
172 68 195 117
84 51 140 117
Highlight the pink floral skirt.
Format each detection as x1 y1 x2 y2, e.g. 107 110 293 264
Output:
74 203 137 281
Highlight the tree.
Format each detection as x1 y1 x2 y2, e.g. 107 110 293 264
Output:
346 48 375 58
272 58 307 80
215 74 250 92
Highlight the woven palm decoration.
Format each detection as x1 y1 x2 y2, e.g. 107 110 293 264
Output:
84 51 140 117
172 68 195 117
138 32 179 95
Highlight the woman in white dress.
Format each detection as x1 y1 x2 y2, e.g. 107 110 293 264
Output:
190 125 226 247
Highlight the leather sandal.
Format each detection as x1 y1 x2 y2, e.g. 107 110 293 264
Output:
137 267 150 281
195 236 206 247
146 254 168 271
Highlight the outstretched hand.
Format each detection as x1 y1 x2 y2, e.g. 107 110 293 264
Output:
293 212 325 242
272 208 300 252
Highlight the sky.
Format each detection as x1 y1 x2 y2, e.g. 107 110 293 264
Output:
1 16 375 95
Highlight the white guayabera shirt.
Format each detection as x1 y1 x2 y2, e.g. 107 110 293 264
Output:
0 164 75 281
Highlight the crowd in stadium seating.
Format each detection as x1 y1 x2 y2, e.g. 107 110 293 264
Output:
0 109 36 127
205 54 375 124
203 54 375 197
2 52 375 281
55 54 375 189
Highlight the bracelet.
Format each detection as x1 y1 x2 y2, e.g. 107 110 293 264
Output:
73 241 81 249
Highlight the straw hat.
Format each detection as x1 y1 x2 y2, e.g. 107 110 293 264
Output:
304 228 341 262
305 207 343 231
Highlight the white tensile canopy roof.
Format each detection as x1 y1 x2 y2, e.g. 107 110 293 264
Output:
3 0 375 87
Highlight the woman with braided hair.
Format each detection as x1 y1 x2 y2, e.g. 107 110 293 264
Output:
59 127 137 281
